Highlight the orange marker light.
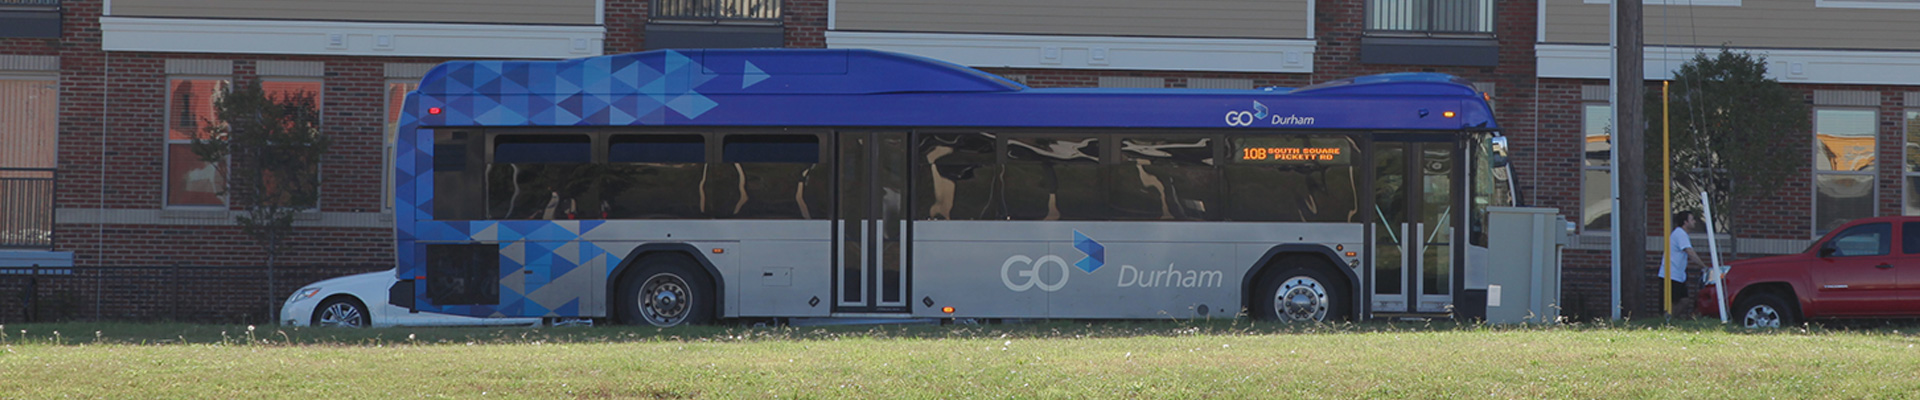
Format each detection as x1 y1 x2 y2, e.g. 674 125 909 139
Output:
941 306 956 314
1442 111 1457 118
1335 244 1344 251
712 248 724 254
1345 252 1358 257
428 107 442 115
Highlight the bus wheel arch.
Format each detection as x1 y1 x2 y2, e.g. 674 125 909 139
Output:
609 244 725 326
1243 247 1356 322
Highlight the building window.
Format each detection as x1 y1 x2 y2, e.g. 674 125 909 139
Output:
1905 109 1920 215
1366 0 1495 37
165 77 231 207
385 81 418 213
1814 108 1878 234
262 79 325 208
651 0 780 22
1581 104 1611 233
1 76 57 248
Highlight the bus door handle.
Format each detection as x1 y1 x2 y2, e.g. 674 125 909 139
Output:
1409 222 1424 258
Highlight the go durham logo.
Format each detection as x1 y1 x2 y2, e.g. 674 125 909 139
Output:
1224 101 1316 127
1000 231 1224 292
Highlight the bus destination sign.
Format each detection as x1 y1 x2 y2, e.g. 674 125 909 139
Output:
1241 147 1342 162
1233 137 1352 165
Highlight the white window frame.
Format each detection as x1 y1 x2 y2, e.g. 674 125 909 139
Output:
1904 109 1920 215
1817 0 1920 10
163 76 232 209
1812 107 1880 235
1580 103 1613 235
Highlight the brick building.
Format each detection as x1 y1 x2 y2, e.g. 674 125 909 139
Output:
1 0 1915 321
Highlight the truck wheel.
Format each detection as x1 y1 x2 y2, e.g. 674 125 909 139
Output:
616 254 715 327
1734 293 1797 329
1253 257 1350 322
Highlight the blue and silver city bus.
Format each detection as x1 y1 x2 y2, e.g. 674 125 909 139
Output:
390 48 1511 326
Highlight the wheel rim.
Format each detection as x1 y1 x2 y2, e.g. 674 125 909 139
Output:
318 302 364 328
638 273 692 326
1274 276 1329 322
1743 304 1781 329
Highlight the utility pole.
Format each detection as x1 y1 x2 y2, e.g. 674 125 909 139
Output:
1613 0 1647 319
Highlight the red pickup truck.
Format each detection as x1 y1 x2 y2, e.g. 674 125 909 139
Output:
1698 216 1920 328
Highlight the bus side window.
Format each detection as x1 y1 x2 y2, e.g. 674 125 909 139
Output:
487 134 593 220
1223 135 1360 222
603 134 709 220
432 131 485 220
914 132 1002 221
716 133 827 219
1004 135 1101 220
1111 136 1218 221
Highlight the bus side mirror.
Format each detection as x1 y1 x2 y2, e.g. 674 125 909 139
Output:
1488 136 1510 168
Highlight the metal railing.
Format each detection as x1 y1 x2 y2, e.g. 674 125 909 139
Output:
652 0 781 22
1366 0 1495 37
0 167 55 249
0 0 60 8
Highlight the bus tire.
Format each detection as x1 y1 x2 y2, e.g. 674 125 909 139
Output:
1252 257 1350 323
616 254 715 327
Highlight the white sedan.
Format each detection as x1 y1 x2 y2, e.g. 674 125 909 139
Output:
280 269 540 328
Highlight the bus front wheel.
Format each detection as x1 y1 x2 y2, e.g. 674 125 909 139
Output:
1253 258 1350 323
616 255 715 327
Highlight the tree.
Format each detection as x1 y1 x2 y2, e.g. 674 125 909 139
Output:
190 79 332 320
1646 48 1809 256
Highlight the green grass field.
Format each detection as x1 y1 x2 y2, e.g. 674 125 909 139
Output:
1 319 1916 399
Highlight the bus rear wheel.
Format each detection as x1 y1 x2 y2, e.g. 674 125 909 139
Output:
1253 258 1350 323
617 255 715 327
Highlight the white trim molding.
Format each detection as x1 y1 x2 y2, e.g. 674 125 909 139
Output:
1582 0 1742 6
1539 44 1920 86
1817 0 1920 10
827 31 1314 74
101 17 604 59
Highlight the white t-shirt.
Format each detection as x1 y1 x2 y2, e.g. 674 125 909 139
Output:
1662 227 1691 282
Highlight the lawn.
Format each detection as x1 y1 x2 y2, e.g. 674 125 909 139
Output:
0 319 1915 399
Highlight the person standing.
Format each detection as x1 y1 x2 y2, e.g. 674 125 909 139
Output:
1661 211 1707 314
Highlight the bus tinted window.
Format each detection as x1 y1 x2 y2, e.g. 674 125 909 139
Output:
604 134 708 220
915 132 1003 220
493 135 590 164
610 134 705 163
715 134 827 219
1112 136 1218 220
723 134 819 163
1005 136 1101 220
433 131 485 220
1224 135 1360 222
488 134 594 220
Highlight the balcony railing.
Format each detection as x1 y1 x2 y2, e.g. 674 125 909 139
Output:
1367 0 1495 37
0 0 60 8
652 0 781 23
1 167 55 249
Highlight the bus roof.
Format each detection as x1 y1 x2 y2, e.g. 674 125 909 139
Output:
408 48 1497 131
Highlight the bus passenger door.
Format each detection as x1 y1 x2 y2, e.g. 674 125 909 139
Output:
1372 139 1462 315
834 131 912 314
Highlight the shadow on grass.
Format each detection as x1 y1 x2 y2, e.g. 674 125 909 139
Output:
3 315 1913 347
